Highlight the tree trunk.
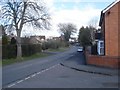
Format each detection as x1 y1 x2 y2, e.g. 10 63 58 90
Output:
17 42 22 59
16 31 22 60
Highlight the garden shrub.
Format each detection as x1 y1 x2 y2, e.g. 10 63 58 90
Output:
2 44 42 59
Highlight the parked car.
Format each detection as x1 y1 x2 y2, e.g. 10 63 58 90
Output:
77 47 83 52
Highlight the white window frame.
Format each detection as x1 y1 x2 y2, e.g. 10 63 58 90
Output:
97 40 104 55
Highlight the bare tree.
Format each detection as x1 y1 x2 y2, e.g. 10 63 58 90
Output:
1 1 51 59
88 18 98 44
58 23 77 42
88 17 98 28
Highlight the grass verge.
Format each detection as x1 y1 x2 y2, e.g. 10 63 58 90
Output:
2 53 49 66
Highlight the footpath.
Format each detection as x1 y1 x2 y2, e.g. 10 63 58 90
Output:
61 59 119 76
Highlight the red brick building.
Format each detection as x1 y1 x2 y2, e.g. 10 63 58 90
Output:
86 0 120 68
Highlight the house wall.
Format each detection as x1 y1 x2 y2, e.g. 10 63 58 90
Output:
101 18 105 55
86 54 120 69
105 2 119 57
86 2 120 69
86 51 120 68
118 2 120 57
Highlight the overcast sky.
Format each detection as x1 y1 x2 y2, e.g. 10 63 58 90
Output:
25 0 115 38
0 0 116 38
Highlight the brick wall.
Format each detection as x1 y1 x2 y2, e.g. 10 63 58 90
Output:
86 51 120 69
118 2 120 57
105 2 119 57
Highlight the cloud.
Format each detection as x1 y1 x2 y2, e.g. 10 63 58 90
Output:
47 0 114 3
40 0 104 37
23 0 107 37
49 4 101 37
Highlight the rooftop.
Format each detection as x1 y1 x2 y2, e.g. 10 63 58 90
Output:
99 0 120 26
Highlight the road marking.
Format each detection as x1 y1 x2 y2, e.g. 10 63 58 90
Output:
36 71 41 75
31 74 36 77
24 76 30 80
17 80 24 84
7 64 59 88
7 83 16 88
44 68 49 71
41 70 46 72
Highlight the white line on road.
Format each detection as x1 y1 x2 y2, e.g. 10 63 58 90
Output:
31 74 36 77
17 80 24 84
36 71 41 75
17 80 23 83
24 76 31 80
7 83 16 88
7 64 59 88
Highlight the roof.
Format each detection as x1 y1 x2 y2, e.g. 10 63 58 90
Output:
99 0 120 26
103 0 120 13
99 11 104 26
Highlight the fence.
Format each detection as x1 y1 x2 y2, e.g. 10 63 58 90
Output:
2 44 42 59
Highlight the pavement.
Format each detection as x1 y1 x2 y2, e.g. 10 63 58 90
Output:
61 58 119 76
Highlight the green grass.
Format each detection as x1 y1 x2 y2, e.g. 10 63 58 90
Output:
47 47 69 52
2 53 49 66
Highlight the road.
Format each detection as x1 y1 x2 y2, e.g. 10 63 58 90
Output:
3 46 85 87
3 46 118 88
6 63 118 88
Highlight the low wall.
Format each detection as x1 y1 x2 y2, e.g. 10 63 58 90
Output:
86 51 120 69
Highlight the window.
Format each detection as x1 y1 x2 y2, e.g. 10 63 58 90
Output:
97 40 104 55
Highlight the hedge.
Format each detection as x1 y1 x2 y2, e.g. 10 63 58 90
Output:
2 45 17 59
41 40 68 50
91 44 98 55
2 44 42 59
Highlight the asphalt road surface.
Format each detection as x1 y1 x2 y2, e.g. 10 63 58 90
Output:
3 46 85 87
6 64 118 88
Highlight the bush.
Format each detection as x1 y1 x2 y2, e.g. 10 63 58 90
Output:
2 44 42 59
42 40 69 50
22 44 30 56
48 40 60 49
2 35 9 45
10 37 17 45
2 45 17 59
22 44 42 57
41 40 60 50
91 44 98 55
2 45 8 59
42 42 49 50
